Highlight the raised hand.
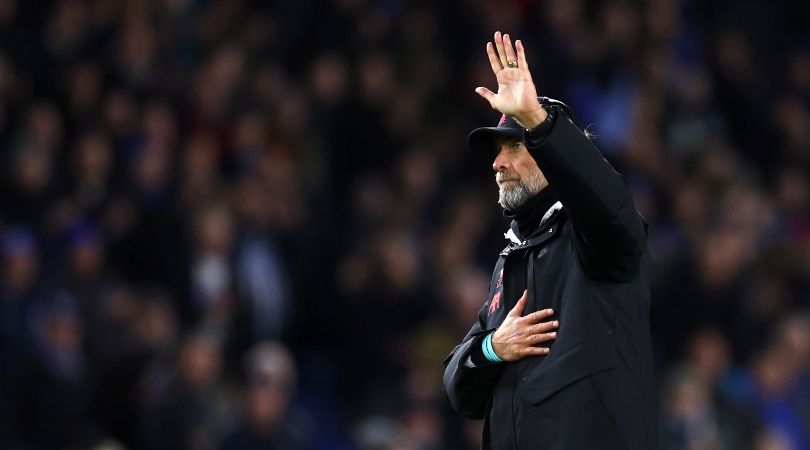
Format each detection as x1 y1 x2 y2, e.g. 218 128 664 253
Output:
475 31 548 129
491 290 558 362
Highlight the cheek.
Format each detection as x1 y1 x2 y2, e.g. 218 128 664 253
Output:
512 151 531 167
515 162 537 179
518 156 543 179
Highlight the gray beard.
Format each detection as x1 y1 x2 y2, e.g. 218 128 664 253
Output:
498 170 545 211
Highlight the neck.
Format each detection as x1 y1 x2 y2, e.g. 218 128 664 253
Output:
505 187 558 239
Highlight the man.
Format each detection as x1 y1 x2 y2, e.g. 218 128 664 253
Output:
442 32 656 449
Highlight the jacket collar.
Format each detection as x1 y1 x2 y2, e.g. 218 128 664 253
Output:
504 201 563 245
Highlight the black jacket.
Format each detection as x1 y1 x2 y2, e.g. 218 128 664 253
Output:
443 108 657 449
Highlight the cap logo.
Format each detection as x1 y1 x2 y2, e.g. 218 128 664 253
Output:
498 114 508 126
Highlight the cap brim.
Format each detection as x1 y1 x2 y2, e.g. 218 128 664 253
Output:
466 127 523 152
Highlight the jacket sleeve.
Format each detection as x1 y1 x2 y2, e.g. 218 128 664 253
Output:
524 107 646 281
442 311 503 419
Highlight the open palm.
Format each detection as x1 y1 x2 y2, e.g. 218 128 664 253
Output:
475 32 546 128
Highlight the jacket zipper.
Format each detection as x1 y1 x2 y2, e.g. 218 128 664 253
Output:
509 248 536 448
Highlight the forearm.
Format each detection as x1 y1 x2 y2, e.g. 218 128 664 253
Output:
524 108 645 276
524 110 633 227
443 331 503 419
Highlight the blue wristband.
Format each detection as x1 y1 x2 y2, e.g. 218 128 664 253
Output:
482 334 493 361
486 333 503 362
482 332 503 363
481 333 492 360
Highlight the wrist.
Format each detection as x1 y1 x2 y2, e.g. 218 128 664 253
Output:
514 107 548 130
482 332 503 363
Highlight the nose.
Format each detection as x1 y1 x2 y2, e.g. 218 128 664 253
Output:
492 146 511 173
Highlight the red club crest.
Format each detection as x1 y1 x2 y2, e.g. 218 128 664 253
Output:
488 269 504 315
488 292 502 315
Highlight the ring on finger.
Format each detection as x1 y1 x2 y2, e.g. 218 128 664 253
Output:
507 60 518 68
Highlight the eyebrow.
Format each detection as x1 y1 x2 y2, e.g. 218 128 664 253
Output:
493 138 522 153
494 137 521 146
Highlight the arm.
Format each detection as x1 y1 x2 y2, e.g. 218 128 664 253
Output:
442 320 502 419
443 291 558 418
524 108 646 281
475 32 645 281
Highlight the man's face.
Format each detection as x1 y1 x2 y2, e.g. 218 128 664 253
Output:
492 137 548 210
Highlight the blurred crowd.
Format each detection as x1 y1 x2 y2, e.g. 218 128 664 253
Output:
0 0 808 449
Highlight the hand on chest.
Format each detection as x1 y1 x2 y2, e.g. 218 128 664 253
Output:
485 224 567 327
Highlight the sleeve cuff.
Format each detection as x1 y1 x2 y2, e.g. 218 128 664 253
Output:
465 331 500 367
523 106 558 148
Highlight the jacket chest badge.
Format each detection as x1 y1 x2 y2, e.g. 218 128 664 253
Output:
488 292 502 316
488 269 504 316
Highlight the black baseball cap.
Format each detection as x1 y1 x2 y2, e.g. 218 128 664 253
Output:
467 97 572 152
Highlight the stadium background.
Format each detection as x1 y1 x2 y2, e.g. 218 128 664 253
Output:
0 0 808 448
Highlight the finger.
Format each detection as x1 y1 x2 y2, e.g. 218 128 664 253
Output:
494 31 508 68
474 87 497 108
523 308 554 324
516 39 530 71
527 332 557 345
503 34 518 68
521 346 550 356
529 320 559 334
486 42 502 74
506 289 528 317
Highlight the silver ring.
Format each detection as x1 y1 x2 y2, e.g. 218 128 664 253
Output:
507 61 518 68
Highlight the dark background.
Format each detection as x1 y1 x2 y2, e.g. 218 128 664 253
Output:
0 0 808 449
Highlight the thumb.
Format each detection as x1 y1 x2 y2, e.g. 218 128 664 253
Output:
507 289 528 317
475 87 497 108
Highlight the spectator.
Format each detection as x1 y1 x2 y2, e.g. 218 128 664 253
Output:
140 331 231 450
220 341 312 450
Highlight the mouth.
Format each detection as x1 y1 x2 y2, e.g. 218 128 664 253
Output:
497 176 520 185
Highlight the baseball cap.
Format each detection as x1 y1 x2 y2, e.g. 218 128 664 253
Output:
467 97 572 152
